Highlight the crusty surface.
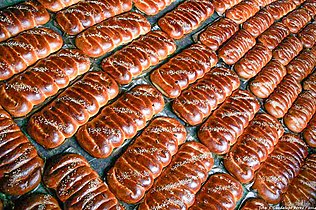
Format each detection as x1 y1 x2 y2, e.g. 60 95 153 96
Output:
226 0 260 24
240 198 271 210
37 0 81 12
303 70 316 93
15 193 61 210
302 0 316 18
265 0 297 20
211 0 243 14
303 114 316 147
133 0 176 15
282 8 311 34
298 22 316 48
258 22 290 50
243 9 274 38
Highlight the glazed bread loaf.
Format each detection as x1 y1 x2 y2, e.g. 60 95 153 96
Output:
282 154 316 208
240 198 271 210
252 134 308 204
243 9 274 38
218 29 256 65
28 71 119 149
265 0 297 20
0 0 50 42
15 194 61 210
0 106 44 196
172 67 240 126
211 0 242 14
43 154 122 210
303 71 316 92
101 30 176 85
226 0 260 24
298 22 316 48
264 75 302 118
0 49 90 118
76 84 164 158
0 28 63 81
37 0 81 12
158 0 214 39
190 173 243 210
272 36 303 66
107 117 186 204
234 43 272 79
249 60 286 98
75 12 151 58
199 17 239 51
56 0 133 35
198 89 260 154
282 8 311 34
258 22 290 50
133 0 176 15
139 142 214 209
303 0 316 18
150 44 218 98
303 115 316 147
224 114 284 183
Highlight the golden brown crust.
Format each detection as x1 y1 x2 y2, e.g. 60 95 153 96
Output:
190 173 243 210
243 9 274 38
150 44 217 99
198 89 260 154
55 0 133 35
282 8 311 34
37 0 81 12
303 114 316 147
252 134 308 204
75 12 151 58
0 49 90 118
76 84 164 158
101 30 176 85
133 0 176 15
0 28 63 81
139 142 214 210
211 0 243 14
298 22 316 48
240 198 271 210
0 106 44 196
107 117 186 204
265 0 297 20
258 22 290 50
158 0 214 39
226 0 260 24
15 193 61 210
302 0 316 18
224 114 284 183
172 67 240 126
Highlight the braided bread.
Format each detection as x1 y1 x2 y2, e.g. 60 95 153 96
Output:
273 36 303 66
172 67 240 126
139 142 214 209
37 0 81 12
75 12 151 58
243 9 274 38
293 0 307 5
240 198 271 210
282 8 311 34
303 0 316 18
298 22 316 48
15 194 61 210
265 0 297 20
150 44 217 98
258 22 290 50
211 0 243 14
303 115 316 147
101 30 176 85
226 0 260 24
133 0 176 15
0 106 44 196
0 49 90 118
198 89 260 154
303 71 316 92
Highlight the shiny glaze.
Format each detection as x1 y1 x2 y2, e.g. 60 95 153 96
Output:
303 0 316 18
212 0 242 14
240 198 271 210
226 0 260 24
243 9 274 38
303 114 316 147
38 0 81 12
298 22 316 48
282 8 311 34
15 193 61 210
258 22 290 50
265 0 297 20
303 70 316 93
133 0 176 15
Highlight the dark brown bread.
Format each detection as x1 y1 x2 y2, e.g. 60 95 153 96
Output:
249 60 287 99
264 75 302 119
302 0 316 18
172 67 240 126
303 114 316 147
133 0 176 15
139 142 214 210
224 114 284 184
265 0 297 20
55 0 133 35
158 0 214 39
0 0 50 42
298 22 316 48
258 22 290 50
37 0 81 12
282 8 311 34
199 17 239 51
0 49 91 118
27 71 119 149
150 44 218 99
107 117 187 204
76 84 165 158
198 89 260 154
0 28 63 81
218 29 256 65
15 194 61 210
226 0 260 24
282 154 316 208
190 173 243 210
252 134 308 204
0 106 44 196
240 198 271 210
243 9 274 38
43 154 123 210
303 70 316 93
101 30 176 85
211 0 242 14
75 12 151 58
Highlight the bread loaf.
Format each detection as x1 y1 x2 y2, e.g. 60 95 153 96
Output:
75 12 151 58
76 84 164 158
0 28 63 81
224 114 284 183
302 0 316 18
150 44 217 98
240 198 271 210
0 0 50 42
218 29 256 65
43 154 123 210
250 60 286 99
303 114 316 147
37 0 81 12
211 0 243 14
282 8 311 34
258 22 290 50
273 36 303 66
107 117 186 204
226 0 260 24
0 106 44 196
298 22 316 48
133 0 176 15
303 71 316 92
293 0 307 5
199 17 239 51
101 30 176 85
15 194 61 210
172 67 240 126
243 9 274 38
198 89 260 154
252 134 308 204
139 142 214 209
265 0 297 20
0 49 90 118
190 173 243 210
55 0 133 35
